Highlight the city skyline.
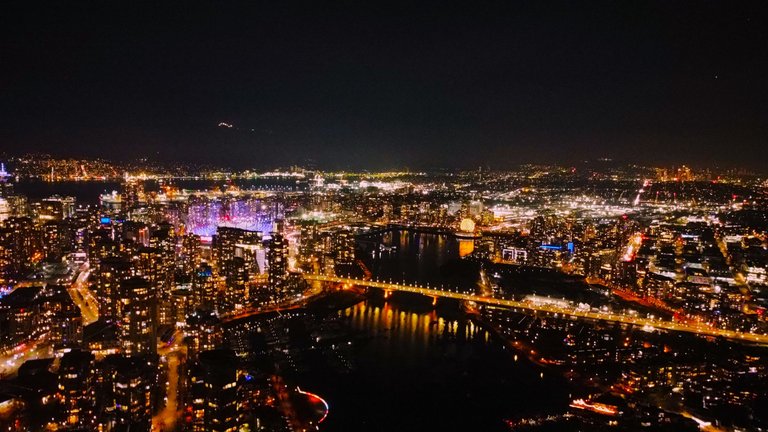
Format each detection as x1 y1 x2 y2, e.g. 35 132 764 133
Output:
0 152 765 177
2 2 768 431
0 157 766 430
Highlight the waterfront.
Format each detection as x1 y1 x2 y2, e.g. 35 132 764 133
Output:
301 298 571 431
4 183 767 430
223 229 572 430
359 229 480 289
293 230 571 430
12 178 305 203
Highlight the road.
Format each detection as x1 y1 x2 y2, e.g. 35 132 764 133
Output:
153 330 186 431
0 336 53 378
68 268 99 326
0 264 95 378
272 375 305 432
302 274 768 345
220 282 325 323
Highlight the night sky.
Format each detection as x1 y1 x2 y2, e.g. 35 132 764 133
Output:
2 1 767 170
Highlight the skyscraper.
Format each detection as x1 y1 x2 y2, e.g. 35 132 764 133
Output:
191 264 216 311
334 229 356 265
267 233 288 289
118 277 157 356
0 163 12 198
57 349 96 428
101 354 157 430
96 257 133 320
223 256 248 313
188 349 240 432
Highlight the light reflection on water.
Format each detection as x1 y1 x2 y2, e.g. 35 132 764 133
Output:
341 301 489 366
300 230 569 431
364 230 478 288
309 297 568 432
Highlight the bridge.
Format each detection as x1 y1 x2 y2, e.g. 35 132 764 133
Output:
301 274 768 345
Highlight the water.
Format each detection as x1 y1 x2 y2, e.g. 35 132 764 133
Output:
296 230 570 430
302 298 570 431
13 180 121 204
359 229 480 289
12 178 306 204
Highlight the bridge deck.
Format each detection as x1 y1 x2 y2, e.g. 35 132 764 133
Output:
303 274 768 344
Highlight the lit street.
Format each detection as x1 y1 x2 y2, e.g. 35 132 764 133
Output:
68 267 99 326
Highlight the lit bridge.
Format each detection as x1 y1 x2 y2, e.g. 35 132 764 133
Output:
302 274 768 345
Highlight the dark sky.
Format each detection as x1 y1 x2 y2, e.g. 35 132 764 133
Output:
1 1 767 170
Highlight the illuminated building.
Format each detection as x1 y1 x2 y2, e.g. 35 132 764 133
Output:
118 277 157 356
299 222 322 269
149 224 176 271
42 220 65 259
5 195 27 219
502 247 528 263
239 242 265 277
0 163 12 199
87 235 120 271
267 233 288 289
95 257 133 320
121 178 144 210
117 221 148 249
136 224 151 247
57 349 95 428
399 203 411 222
188 349 239 432
213 226 263 269
253 245 266 276
147 228 177 325
83 321 119 356
37 196 75 221
0 286 41 349
0 217 42 275
186 197 275 238
211 226 262 311
381 203 393 222
37 285 82 349
192 263 217 311
0 228 14 283
222 257 248 313
185 309 224 361
642 272 675 299
12 359 54 429
0 198 9 223
180 233 202 274
171 284 193 327
334 229 355 265
135 246 162 285
101 354 157 430
51 305 83 349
